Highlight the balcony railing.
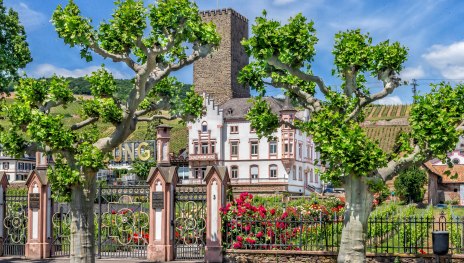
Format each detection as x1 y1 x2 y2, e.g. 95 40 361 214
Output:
188 153 217 161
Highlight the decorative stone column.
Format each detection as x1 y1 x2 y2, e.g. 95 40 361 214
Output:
25 168 51 259
146 166 178 261
205 166 229 263
0 172 9 256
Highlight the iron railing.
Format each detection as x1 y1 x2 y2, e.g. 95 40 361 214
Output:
223 211 464 255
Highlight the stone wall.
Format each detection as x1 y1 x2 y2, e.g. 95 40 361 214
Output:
224 250 464 263
194 9 249 105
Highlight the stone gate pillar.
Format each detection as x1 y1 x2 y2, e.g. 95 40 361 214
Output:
147 166 178 261
205 166 229 263
25 168 51 259
0 172 9 256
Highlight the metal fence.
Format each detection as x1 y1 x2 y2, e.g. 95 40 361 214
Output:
223 211 464 255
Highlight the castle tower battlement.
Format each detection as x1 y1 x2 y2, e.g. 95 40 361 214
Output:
194 8 249 105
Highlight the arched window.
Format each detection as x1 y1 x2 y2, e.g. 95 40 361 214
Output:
269 165 278 178
201 121 208 133
231 166 238 179
250 165 259 179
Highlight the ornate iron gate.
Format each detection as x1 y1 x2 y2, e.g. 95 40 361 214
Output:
3 189 28 256
96 185 150 258
50 184 150 258
51 202 70 257
174 185 207 260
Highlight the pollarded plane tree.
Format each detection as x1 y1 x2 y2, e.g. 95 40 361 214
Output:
239 12 464 263
0 0 220 262
0 0 32 92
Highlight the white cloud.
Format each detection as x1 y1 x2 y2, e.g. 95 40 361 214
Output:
10 2 47 31
273 0 297 6
374 96 403 105
29 64 130 79
423 41 464 79
399 66 425 81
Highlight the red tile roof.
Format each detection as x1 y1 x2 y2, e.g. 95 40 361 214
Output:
424 161 464 183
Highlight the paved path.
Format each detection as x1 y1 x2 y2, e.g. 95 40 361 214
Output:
0 257 202 263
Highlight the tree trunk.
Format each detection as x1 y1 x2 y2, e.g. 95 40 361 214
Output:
69 171 97 263
337 174 374 263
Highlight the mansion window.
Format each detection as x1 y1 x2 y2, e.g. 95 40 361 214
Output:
299 167 303 181
230 141 239 157
193 143 199 154
250 141 259 156
2 162 9 170
250 165 259 179
292 165 297 180
211 142 216 154
231 166 238 179
284 141 293 154
309 144 314 160
201 122 208 133
315 171 319 183
269 141 277 155
310 169 314 183
269 165 277 178
201 143 208 154
230 125 239 134
298 143 302 159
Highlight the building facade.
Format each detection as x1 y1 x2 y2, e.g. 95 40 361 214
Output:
186 94 323 195
0 150 36 182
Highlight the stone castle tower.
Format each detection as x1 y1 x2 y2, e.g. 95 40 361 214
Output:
194 9 249 105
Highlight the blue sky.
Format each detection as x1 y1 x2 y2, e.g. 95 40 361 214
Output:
4 0 464 104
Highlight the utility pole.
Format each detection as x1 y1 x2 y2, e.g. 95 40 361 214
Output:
412 79 418 103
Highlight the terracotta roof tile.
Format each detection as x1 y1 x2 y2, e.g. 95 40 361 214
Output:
424 161 464 183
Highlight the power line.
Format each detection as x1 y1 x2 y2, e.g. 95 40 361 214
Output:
412 79 418 103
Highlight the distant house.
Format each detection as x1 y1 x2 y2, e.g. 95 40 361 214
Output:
0 151 36 182
424 151 464 205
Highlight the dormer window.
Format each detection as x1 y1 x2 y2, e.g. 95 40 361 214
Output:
201 122 208 133
227 108 234 115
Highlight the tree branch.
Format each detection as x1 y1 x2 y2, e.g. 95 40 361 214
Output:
71 117 99 131
268 80 322 113
376 145 429 181
89 40 141 72
346 69 401 122
40 101 64 113
137 115 176 122
267 56 330 96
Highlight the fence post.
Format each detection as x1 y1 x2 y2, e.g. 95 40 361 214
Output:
0 172 8 256
24 168 51 259
204 166 229 263
146 166 177 262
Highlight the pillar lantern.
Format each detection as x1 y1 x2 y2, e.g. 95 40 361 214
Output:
156 125 172 166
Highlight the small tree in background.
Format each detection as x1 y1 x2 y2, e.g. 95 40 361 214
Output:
132 158 156 181
0 0 32 92
240 11 464 262
0 0 220 262
394 166 427 203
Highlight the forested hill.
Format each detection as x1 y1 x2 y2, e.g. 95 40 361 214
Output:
11 77 192 101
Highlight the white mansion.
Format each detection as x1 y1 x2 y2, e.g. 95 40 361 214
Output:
186 94 323 195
